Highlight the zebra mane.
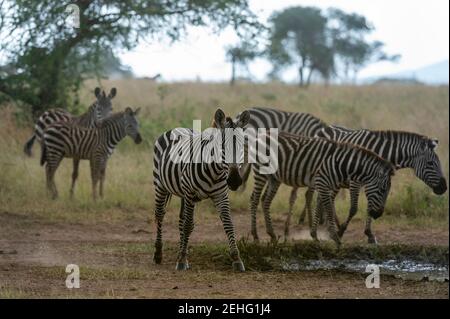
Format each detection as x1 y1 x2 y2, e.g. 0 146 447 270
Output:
336 141 395 171
279 131 394 171
369 130 431 141
95 111 125 127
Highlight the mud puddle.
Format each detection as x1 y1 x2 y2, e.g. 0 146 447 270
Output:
283 259 449 282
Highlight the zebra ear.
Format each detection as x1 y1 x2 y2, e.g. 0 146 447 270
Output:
125 107 133 114
94 87 101 98
134 107 141 116
236 110 250 128
108 88 117 99
214 108 226 129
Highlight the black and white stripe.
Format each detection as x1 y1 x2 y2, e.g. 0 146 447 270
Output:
152 109 250 271
40 107 142 200
23 87 116 156
237 107 328 236
298 126 447 243
249 132 395 246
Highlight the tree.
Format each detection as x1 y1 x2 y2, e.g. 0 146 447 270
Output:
267 6 331 87
0 0 261 118
266 6 400 86
328 8 400 83
225 42 259 85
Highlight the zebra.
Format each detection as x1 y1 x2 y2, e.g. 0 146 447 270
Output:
24 87 117 156
153 108 250 271
295 126 447 243
40 107 142 200
236 107 328 237
249 132 395 246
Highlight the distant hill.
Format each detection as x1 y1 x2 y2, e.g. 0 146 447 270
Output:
362 60 449 85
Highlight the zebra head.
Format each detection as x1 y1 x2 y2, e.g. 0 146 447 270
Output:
212 108 251 191
365 163 395 219
94 87 117 120
123 107 142 144
412 138 447 195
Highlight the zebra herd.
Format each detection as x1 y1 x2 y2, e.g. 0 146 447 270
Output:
24 88 447 272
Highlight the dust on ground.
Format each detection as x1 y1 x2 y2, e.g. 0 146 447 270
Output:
0 209 448 298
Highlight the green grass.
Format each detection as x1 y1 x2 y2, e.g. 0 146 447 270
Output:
0 82 448 228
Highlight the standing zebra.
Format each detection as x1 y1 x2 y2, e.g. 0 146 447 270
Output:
40 107 142 200
237 107 328 237
153 109 250 271
295 126 447 243
249 132 395 246
24 87 117 156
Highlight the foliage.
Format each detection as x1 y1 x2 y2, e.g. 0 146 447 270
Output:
0 0 261 118
267 6 399 86
225 42 260 85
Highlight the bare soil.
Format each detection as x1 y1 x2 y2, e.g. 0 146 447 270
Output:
0 209 448 298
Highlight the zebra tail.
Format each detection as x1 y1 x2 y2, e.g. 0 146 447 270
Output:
23 134 36 157
40 141 47 166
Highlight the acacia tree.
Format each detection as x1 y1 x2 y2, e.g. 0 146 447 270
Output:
0 0 260 118
328 8 400 83
225 42 259 85
267 6 399 86
267 6 330 87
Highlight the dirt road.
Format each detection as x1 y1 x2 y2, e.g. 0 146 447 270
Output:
0 210 448 298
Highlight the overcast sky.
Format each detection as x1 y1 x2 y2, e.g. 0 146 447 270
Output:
119 0 450 82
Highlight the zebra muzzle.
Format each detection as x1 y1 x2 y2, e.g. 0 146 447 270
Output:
134 133 143 144
227 169 243 191
433 178 447 195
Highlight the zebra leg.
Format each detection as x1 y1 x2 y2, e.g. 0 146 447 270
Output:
99 164 107 199
364 217 378 245
331 189 341 230
90 160 100 201
213 194 245 272
250 174 267 242
153 187 170 264
338 183 360 238
310 195 323 241
305 188 314 228
262 179 281 243
176 199 195 271
45 156 62 200
284 187 298 240
298 187 313 225
323 192 341 248
70 158 80 199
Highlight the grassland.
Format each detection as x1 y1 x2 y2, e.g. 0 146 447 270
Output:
0 81 448 298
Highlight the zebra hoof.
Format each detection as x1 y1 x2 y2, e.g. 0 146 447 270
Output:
368 237 378 245
153 254 162 264
232 261 245 272
176 262 190 271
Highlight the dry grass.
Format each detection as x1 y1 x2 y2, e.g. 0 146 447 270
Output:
0 80 448 227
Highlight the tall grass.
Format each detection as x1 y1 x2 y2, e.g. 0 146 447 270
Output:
0 81 448 227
